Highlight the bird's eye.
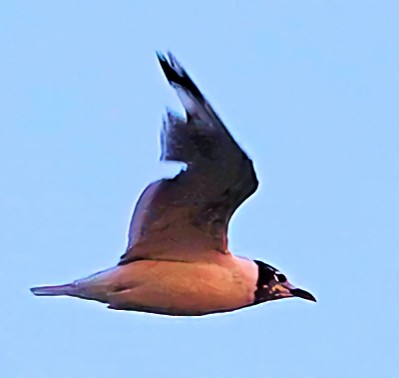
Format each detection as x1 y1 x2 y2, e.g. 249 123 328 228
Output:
275 273 287 283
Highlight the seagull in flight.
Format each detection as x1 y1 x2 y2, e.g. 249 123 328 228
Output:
31 52 316 316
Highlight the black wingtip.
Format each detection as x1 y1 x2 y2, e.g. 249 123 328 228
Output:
156 50 166 62
156 50 178 64
155 51 212 122
166 51 179 67
156 50 184 86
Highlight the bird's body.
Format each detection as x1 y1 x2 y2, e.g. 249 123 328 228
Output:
38 255 258 316
31 52 315 315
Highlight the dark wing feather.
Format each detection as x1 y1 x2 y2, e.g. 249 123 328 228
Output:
120 52 258 264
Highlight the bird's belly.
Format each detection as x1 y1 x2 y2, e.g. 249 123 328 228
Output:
106 260 255 316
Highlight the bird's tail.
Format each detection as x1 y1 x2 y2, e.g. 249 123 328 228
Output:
30 283 74 296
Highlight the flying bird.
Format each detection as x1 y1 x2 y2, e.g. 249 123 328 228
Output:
31 52 316 316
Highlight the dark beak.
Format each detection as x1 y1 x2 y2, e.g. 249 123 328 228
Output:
290 288 317 302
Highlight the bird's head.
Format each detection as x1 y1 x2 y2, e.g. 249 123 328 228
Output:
253 260 316 304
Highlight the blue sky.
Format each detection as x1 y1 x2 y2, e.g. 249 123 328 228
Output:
1 1 398 377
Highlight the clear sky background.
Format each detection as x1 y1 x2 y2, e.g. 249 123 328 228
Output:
1 1 398 377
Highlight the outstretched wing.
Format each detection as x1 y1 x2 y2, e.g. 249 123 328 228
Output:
119 52 258 264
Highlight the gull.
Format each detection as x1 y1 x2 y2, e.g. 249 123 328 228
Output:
31 52 316 316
